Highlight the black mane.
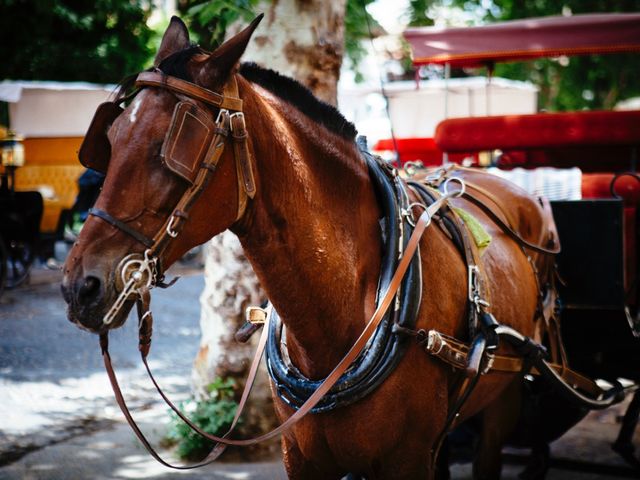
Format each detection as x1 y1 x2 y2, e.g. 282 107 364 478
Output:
239 62 357 141
154 47 357 141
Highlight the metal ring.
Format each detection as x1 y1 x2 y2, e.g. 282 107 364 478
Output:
443 177 466 198
120 257 152 290
166 215 179 238
402 202 427 228
403 161 424 178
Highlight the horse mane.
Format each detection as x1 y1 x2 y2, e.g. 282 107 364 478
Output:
151 47 357 141
238 62 357 141
113 72 139 101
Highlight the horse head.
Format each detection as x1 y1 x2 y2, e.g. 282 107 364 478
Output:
62 15 263 333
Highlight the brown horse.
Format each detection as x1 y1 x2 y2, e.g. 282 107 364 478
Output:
62 16 557 479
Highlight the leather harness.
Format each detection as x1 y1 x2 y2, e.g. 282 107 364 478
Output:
91 71 627 469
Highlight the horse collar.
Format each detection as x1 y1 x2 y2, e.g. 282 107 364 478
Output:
266 141 423 413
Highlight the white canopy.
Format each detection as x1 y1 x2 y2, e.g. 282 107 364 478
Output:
0 81 116 137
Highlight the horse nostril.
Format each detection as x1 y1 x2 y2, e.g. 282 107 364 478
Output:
78 276 102 305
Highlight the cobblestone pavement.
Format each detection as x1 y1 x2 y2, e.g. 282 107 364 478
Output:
0 266 638 479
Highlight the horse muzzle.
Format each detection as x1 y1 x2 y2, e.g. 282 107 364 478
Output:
61 265 125 333
62 251 156 333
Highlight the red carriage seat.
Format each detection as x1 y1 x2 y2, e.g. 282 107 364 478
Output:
372 137 476 167
435 110 640 172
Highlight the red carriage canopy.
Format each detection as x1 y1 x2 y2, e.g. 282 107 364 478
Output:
404 13 640 67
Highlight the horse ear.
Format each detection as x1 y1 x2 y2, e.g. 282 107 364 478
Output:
155 16 190 65
199 14 264 86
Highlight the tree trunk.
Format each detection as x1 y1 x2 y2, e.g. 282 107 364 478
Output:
193 0 346 447
239 0 347 105
194 236 277 455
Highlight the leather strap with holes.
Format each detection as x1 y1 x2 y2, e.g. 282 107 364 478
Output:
420 328 604 397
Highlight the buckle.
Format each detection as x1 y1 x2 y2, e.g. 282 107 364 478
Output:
215 108 229 126
166 211 189 239
245 306 268 325
166 215 180 238
229 112 246 132
468 265 490 313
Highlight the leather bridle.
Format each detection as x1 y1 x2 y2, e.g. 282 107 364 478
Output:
91 70 256 325
96 70 267 467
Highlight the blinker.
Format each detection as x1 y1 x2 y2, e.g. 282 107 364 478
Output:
79 98 219 184
161 102 217 184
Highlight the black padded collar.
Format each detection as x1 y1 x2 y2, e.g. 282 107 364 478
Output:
266 138 422 413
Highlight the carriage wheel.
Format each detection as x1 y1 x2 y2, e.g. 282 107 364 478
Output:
0 238 7 297
5 239 34 289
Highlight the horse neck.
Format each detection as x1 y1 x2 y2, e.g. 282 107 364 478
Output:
234 85 382 379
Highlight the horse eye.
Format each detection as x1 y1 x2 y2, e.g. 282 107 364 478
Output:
151 140 163 160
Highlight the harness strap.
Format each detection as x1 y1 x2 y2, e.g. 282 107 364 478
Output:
464 180 519 231
149 117 230 257
228 81 256 222
136 71 243 112
418 328 604 397
460 190 561 255
88 208 154 248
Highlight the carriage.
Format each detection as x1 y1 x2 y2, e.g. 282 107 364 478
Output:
63 12 640 479
0 81 113 294
0 132 42 293
399 12 640 469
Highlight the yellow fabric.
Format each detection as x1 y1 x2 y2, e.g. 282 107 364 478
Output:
14 165 83 232
453 207 492 252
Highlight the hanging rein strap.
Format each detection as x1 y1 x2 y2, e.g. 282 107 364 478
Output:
100 295 271 469
460 189 560 255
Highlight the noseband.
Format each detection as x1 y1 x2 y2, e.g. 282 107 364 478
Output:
86 70 256 325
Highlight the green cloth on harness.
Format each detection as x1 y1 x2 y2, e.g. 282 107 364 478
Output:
453 207 492 253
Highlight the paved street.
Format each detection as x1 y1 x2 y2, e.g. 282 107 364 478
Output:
0 266 203 444
0 265 286 479
0 265 638 479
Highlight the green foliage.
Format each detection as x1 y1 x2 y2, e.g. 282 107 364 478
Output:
407 0 435 26
433 0 640 110
165 377 238 460
177 0 260 50
0 0 155 83
345 0 381 82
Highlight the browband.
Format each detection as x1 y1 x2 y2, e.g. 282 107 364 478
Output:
135 71 243 112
